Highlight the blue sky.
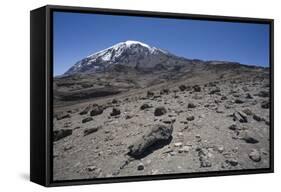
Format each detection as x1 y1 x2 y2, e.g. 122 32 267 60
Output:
53 11 270 76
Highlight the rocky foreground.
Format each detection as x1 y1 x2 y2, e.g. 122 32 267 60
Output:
53 66 270 181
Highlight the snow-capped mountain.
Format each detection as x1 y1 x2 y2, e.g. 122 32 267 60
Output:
64 40 191 75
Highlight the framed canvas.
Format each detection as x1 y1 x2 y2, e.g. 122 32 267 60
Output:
30 5 274 187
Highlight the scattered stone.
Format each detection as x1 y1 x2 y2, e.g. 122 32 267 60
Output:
112 99 118 104
221 96 227 100
53 129 72 141
137 163 144 171
90 104 104 116
234 99 244 104
232 111 248 123
63 145 73 151
110 108 121 116
208 82 217 87
188 103 196 108
217 146 224 153
56 113 71 120
179 84 187 91
240 131 259 144
242 108 253 116
197 148 212 167
249 149 261 162
216 107 224 113
87 165 97 172
125 114 133 119
229 124 238 131
261 100 269 109
128 123 173 158
226 158 238 166
140 103 151 110
186 116 195 121
242 86 249 92
154 106 167 116
160 88 170 95
246 93 253 99
84 126 100 136
82 117 93 123
209 87 221 95
193 85 201 92
256 90 269 97
147 91 154 97
79 105 91 115
163 119 174 124
253 114 263 122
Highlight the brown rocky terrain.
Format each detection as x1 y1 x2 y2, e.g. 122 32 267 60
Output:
52 63 270 181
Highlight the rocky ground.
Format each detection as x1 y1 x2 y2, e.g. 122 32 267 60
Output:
53 64 270 181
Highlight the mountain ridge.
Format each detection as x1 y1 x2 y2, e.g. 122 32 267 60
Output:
64 40 192 75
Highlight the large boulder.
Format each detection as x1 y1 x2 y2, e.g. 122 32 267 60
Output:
127 124 173 159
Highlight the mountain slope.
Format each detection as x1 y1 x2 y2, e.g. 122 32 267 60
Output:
64 40 192 75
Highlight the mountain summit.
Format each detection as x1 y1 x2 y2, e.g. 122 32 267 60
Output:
64 40 190 75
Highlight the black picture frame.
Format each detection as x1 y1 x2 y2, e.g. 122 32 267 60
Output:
30 5 274 187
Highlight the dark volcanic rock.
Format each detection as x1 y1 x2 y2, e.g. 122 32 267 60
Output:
232 111 248 123
84 126 101 136
209 87 220 95
53 129 72 141
140 103 151 110
79 104 92 115
127 124 173 159
253 114 263 122
229 124 238 131
154 107 167 116
261 100 269 109
246 93 253 99
147 91 154 97
137 163 144 171
179 84 187 91
112 99 118 104
56 113 71 120
160 88 170 95
90 104 104 116
193 85 201 92
188 103 196 109
186 116 195 121
256 90 269 98
110 108 121 116
226 158 238 166
197 148 212 168
240 131 259 144
221 96 227 100
242 108 253 116
82 117 93 123
234 99 244 104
